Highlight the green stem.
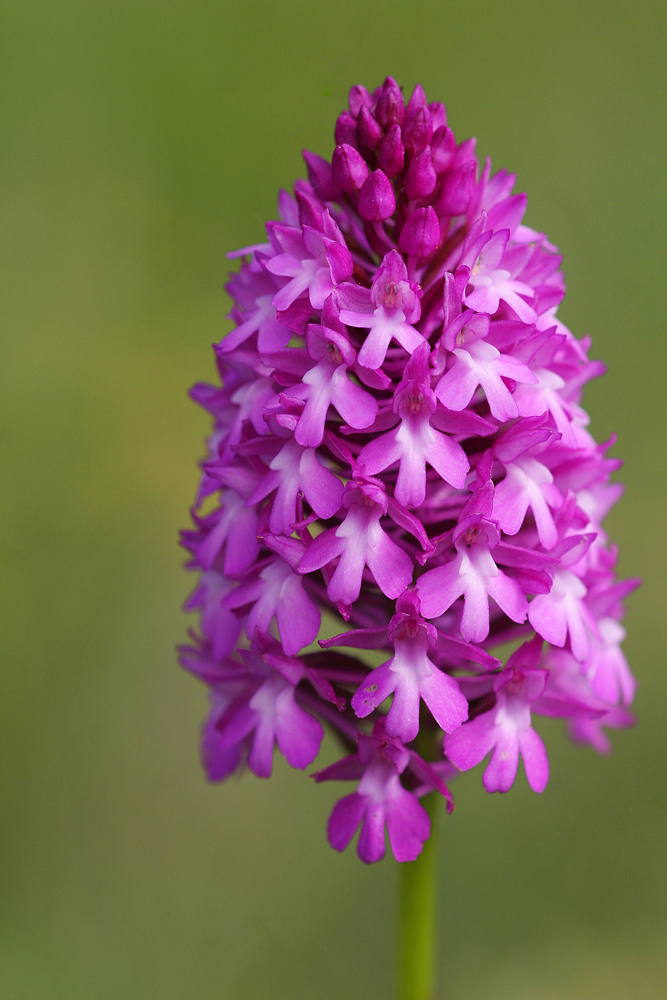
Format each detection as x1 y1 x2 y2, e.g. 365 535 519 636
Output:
397 792 439 1000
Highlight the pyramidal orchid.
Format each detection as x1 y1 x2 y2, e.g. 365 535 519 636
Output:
180 81 638 996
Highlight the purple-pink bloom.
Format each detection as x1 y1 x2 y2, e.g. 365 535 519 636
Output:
492 416 563 549
221 262 292 353
417 486 529 643
348 590 469 743
210 670 322 778
444 637 550 793
527 534 600 662
247 435 343 534
462 226 537 323
434 314 538 422
223 551 320 655
184 571 242 661
297 478 413 610
281 296 378 447
265 210 354 311
357 343 469 507
315 721 452 863
586 617 636 706
181 77 637 862
338 250 425 368
179 638 324 779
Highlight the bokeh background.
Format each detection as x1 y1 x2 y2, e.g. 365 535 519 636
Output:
2 2 665 997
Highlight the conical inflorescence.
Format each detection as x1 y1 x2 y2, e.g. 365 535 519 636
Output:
180 78 638 863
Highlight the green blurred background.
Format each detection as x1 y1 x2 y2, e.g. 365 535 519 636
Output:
1 2 665 997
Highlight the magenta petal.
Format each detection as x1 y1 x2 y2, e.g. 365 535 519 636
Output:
357 315 423 370
324 238 355 287
247 712 276 778
393 438 428 508
298 528 344 574
385 668 422 743
187 573 243 661
518 727 549 793
315 755 366 783
458 566 491 643
218 701 257 751
299 448 343 518
201 711 243 782
275 574 320 654
419 669 469 735
274 689 323 769
352 662 396 719
366 531 414 599
309 268 335 310
417 559 465 620
292 375 334 448
358 801 387 862
424 430 469 490
386 791 430 862
445 711 496 771
358 430 403 478
435 362 479 412
328 793 366 852
486 571 528 625
223 507 261 573
326 543 368 606
330 367 378 429
483 730 520 793
528 592 568 647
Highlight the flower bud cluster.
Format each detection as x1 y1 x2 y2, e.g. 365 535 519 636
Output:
180 78 638 863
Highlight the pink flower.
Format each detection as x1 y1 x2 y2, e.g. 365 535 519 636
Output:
265 210 353 311
348 590 469 743
297 478 414 612
444 637 550 793
338 250 425 368
315 721 453 863
357 343 469 507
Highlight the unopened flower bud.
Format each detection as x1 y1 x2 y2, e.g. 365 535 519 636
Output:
358 169 396 221
378 124 405 178
332 143 370 193
428 101 447 131
399 206 440 258
404 146 437 199
335 111 359 148
357 106 383 151
302 150 338 201
405 83 428 114
348 84 372 118
431 125 456 174
376 80 405 128
402 105 433 156
437 160 476 216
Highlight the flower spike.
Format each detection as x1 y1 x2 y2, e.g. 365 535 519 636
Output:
181 77 638 863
